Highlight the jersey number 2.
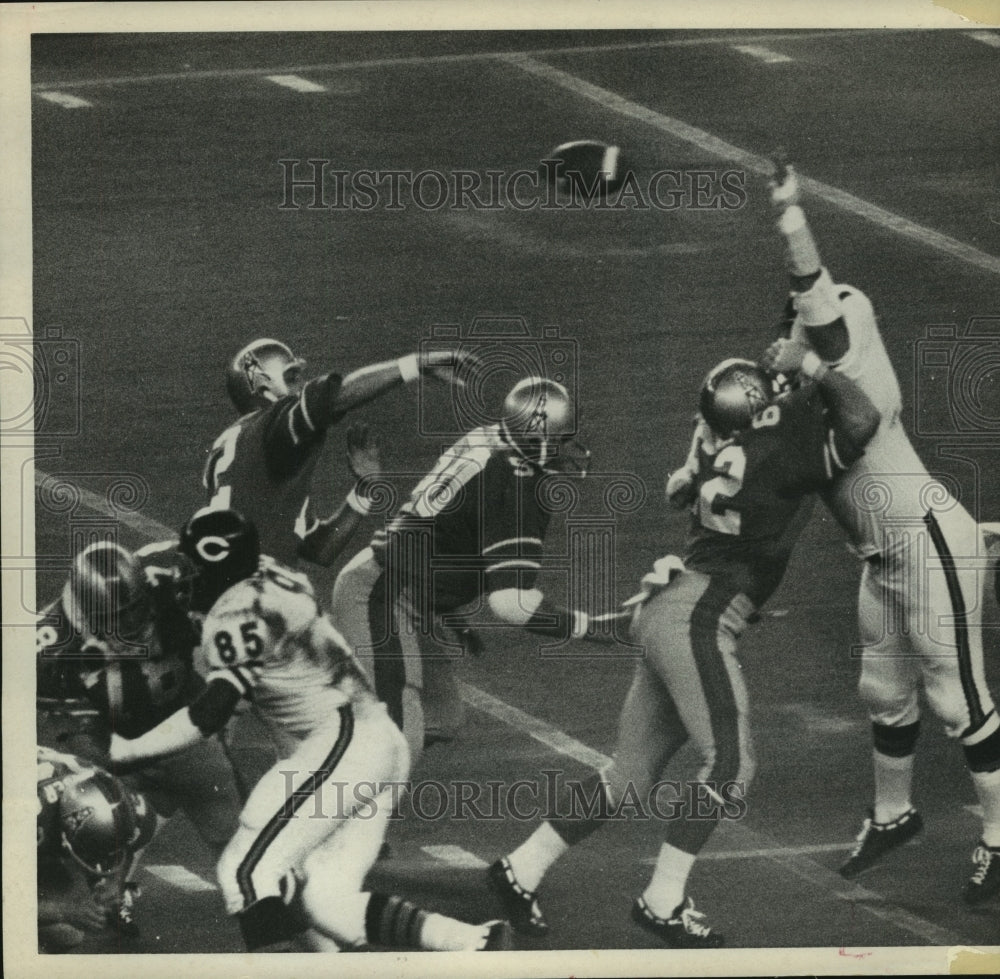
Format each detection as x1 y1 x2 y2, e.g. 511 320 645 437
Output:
699 444 747 536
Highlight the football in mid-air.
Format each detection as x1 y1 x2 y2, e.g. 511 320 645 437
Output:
542 139 625 198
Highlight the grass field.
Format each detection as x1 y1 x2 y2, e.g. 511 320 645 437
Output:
24 28 1000 958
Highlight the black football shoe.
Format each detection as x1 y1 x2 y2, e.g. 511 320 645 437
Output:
963 841 1000 905
631 896 725 949
839 808 923 879
481 919 514 951
487 858 549 937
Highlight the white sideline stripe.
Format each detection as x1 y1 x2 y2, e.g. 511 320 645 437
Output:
642 842 853 863
30 29 877 91
732 44 793 64
501 55 1000 278
31 477 968 946
33 468 174 541
421 844 489 869
265 74 326 93
144 865 218 892
36 91 92 108
967 31 1000 49
964 804 984 818
458 680 966 945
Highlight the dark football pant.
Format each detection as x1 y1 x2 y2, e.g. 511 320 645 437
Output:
332 547 464 764
606 570 756 856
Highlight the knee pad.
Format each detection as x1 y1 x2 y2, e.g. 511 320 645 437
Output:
872 720 920 758
859 676 919 728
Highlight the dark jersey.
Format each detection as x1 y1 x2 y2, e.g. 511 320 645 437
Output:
684 387 859 606
36 543 204 739
370 425 551 612
202 374 345 566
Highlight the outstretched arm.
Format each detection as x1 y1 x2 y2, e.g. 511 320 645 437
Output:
331 348 479 414
109 679 241 765
770 162 850 363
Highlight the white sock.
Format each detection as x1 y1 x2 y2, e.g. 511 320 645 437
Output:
970 768 1000 848
872 750 914 824
419 912 489 951
506 822 569 893
641 843 696 919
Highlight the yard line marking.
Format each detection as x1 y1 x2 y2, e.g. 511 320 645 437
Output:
265 74 326 93
144 865 218 892
30 29 878 91
421 844 489 869
36 91 92 109
458 681 609 770
732 44 793 64
642 841 853 863
964 804 984 818
967 31 1000 49
501 55 1000 278
33 468 176 542
459 681 968 945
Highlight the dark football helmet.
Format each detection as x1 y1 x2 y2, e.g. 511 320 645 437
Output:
699 358 775 439
38 748 156 877
179 506 261 612
225 338 306 414
500 376 590 476
61 542 152 643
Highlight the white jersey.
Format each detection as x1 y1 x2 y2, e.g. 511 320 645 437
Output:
199 558 375 743
791 270 945 557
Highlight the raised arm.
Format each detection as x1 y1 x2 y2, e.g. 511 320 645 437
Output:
770 162 850 363
332 348 479 414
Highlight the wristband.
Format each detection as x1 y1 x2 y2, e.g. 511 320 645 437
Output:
397 353 420 384
346 487 373 515
800 350 829 381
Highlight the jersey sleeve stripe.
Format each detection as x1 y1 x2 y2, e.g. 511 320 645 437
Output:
286 405 302 446
482 537 544 554
206 668 248 695
485 559 542 574
827 427 847 472
298 389 317 433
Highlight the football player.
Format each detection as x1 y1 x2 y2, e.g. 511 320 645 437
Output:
36 539 244 931
37 745 156 952
204 337 475 567
489 350 881 947
201 421 381 794
331 375 599 763
765 163 1000 904
108 510 513 953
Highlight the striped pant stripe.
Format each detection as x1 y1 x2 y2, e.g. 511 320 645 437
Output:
235 703 355 908
923 510 985 733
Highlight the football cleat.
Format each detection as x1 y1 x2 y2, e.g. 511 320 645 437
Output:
631 896 725 949
839 808 923 879
963 841 1000 905
488 858 549 937
480 919 515 951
